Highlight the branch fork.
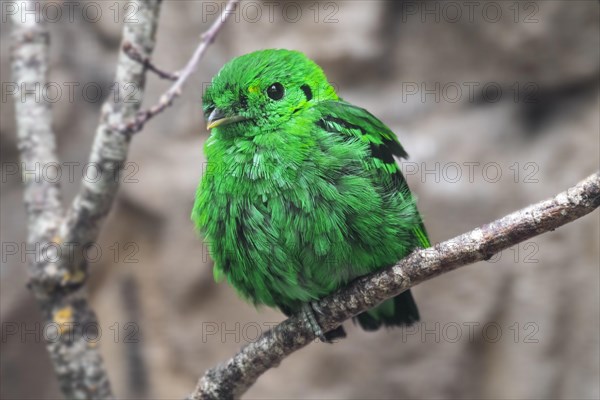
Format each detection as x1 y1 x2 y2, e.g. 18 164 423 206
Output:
10 0 239 398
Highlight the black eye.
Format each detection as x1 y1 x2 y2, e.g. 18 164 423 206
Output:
267 82 285 100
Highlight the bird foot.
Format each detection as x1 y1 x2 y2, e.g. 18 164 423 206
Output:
302 302 326 342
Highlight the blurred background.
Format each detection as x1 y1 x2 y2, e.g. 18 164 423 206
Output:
1 1 599 398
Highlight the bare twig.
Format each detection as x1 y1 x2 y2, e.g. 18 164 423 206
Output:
189 172 600 400
123 41 179 81
116 0 241 134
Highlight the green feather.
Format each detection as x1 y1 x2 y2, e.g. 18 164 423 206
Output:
192 49 429 330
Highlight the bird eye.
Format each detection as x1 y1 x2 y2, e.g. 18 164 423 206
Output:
266 82 285 100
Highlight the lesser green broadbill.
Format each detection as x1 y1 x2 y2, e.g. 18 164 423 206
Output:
192 49 429 340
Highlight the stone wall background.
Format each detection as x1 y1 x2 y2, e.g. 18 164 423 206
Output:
1 1 598 398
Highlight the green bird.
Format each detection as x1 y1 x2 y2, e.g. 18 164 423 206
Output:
192 49 429 340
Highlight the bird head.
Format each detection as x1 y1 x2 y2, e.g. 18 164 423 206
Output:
202 49 338 135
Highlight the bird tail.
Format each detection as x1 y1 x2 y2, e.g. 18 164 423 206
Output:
354 289 420 331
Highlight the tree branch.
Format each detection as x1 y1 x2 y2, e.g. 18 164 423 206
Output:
11 1 238 397
10 0 63 243
57 0 163 275
123 41 179 81
189 171 600 400
58 0 238 261
10 1 163 398
116 0 241 135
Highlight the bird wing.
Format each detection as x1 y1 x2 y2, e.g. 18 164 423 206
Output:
313 100 430 248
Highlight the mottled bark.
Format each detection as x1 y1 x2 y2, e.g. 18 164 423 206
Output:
11 0 242 397
10 1 163 398
10 0 62 246
190 172 600 400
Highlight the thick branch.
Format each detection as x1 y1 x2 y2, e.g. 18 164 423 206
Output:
31 4 163 392
190 172 600 400
11 1 237 397
9 1 154 398
117 0 241 134
10 0 63 243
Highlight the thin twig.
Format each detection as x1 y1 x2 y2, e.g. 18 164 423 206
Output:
116 0 241 134
123 41 179 81
189 172 600 400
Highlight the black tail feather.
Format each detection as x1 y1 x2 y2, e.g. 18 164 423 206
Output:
355 310 382 331
387 289 420 327
354 289 420 331
324 325 347 343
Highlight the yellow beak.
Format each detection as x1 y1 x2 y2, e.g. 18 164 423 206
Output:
206 108 247 130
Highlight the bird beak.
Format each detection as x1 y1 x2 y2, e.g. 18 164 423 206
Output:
206 108 247 130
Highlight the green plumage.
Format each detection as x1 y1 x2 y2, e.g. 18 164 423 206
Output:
192 49 429 332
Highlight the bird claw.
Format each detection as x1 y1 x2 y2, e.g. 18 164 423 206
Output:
302 302 326 342
310 300 325 316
